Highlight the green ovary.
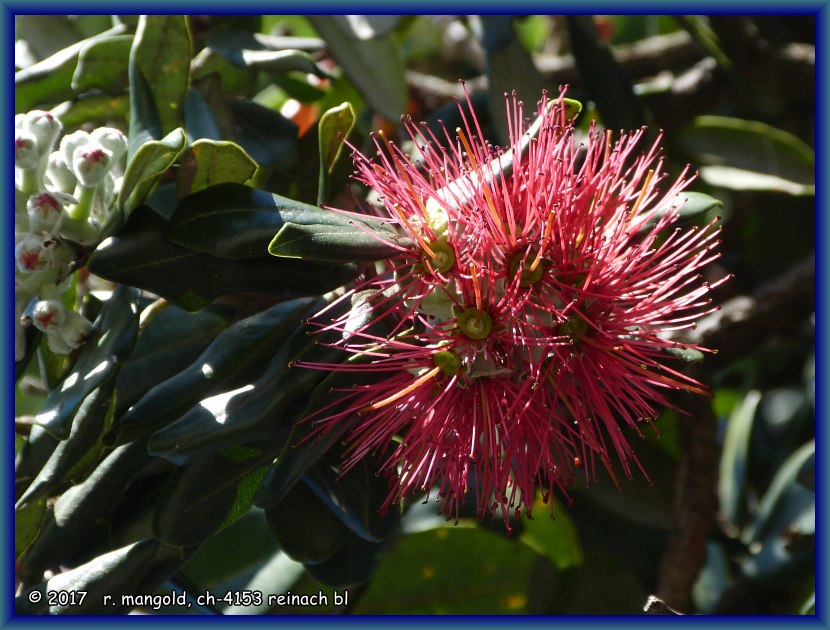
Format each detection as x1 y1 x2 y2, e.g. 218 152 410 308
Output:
457 307 493 340
422 241 455 273
509 251 544 287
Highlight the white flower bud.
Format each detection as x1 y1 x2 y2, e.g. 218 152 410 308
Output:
15 234 57 274
91 127 127 164
73 141 111 187
47 329 74 355
46 151 77 193
24 110 63 155
15 131 40 170
27 192 65 233
15 114 25 130
15 300 27 362
32 299 67 332
59 130 92 170
58 310 94 348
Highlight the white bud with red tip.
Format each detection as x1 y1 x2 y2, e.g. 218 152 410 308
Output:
24 110 62 155
27 192 65 233
73 141 111 187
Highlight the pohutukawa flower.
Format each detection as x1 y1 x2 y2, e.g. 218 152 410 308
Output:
301 87 728 524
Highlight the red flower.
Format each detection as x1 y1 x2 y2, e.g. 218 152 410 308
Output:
301 87 728 524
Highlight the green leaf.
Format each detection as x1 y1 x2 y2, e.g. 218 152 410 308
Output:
176 140 258 198
265 481 352 565
14 425 58 501
146 315 336 463
129 16 191 140
269 222 410 262
152 447 272 547
16 377 116 509
520 497 584 571
354 526 543 613
227 99 298 172
182 87 222 141
116 127 187 226
637 191 723 235
114 305 231 416
50 93 130 129
303 534 386 589
168 182 395 259
718 390 762 527
304 459 400 543
109 298 318 447
318 102 356 205
15 24 128 112
307 16 407 121
17 538 160 614
33 286 140 440
17 441 152 584
566 15 646 131
205 28 331 77
679 116 815 195
71 34 132 94
87 205 362 312
253 362 381 510
15 495 47 559
480 16 547 145
741 440 815 546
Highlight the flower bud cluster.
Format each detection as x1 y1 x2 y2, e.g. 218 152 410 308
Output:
14 110 127 360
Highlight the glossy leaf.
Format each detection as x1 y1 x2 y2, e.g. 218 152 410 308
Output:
269 222 411 262
17 377 116 509
519 496 584 571
129 16 191 140
15 24 128 112
307 16 407 121
637 191 724 235
15 495 47 559
566 15 646 133
176 140 258 199
114 305 231 417
679 116 815 195
146 314 338 463
480 16 546 145
182 87 222 142
718 390 762 527
117 127 187 225
227 99 298 172
265 480 352 565
71 34 132 94
152 447 272 547
17 441 152 584
87 205 362 312
304 459 401 543
303 534 386 589
318 102 356 204
110 298 318 447
50 93 130 129
205 28 330 77
169 182 397 259
253 363 380 510
33 286 140 440
17 538 160 615
354 526 543 613
14 425 59 500
742 439 815 546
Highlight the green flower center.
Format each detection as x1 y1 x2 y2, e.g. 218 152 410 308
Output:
458 307 493 340
509 251 544 287
422 241 455 274
560 314 589 340
433 350 462 376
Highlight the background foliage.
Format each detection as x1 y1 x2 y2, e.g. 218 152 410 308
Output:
14 14 815 615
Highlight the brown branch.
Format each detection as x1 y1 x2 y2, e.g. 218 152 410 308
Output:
686 254 815 369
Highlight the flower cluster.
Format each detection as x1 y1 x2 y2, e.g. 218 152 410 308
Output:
302 89 727 523
15 110 127 360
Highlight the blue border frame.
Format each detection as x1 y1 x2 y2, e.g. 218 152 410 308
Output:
5 3 827 628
